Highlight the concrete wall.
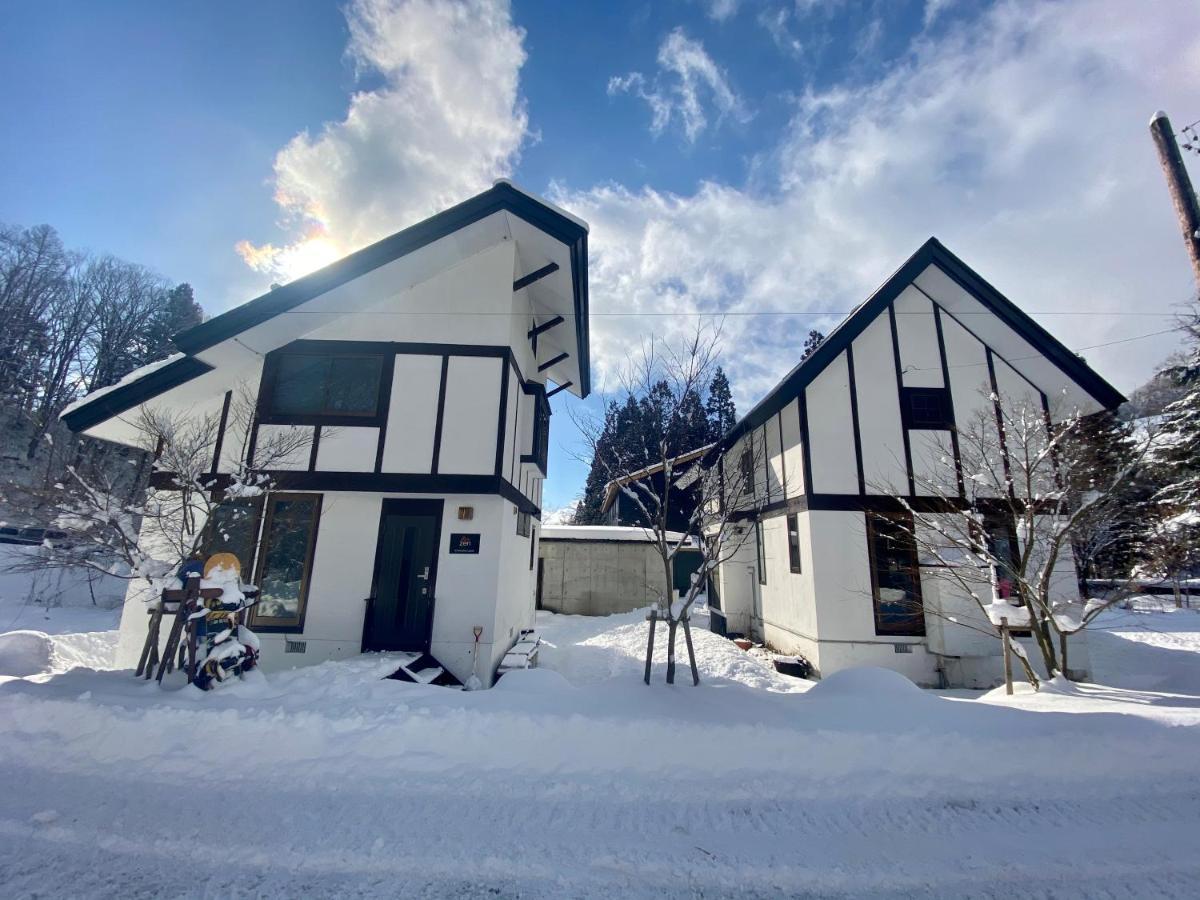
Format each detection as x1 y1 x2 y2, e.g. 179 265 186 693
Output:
537 539 698 616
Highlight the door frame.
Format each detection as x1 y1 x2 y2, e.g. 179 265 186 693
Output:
362 498 445 653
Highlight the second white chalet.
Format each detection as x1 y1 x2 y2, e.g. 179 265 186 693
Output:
706 239 1125 688
63 182 590 687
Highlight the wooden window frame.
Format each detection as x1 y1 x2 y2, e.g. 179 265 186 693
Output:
201 496 265 576
248 493 323 633
258 346 391 427
865 511 926 637
786 513 802 574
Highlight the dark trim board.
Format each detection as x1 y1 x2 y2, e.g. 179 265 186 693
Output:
932 306 965 497
151 470 541 516
735 490 1070 521
513 262 559 292
210 390 233 475
430 356 450 475
61 355 214 433
888 304 916 496
845 345 866 495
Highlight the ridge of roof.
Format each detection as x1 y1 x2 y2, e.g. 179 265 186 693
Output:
713 237 1125 454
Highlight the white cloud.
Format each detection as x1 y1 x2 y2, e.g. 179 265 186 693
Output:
608 28 749 143
560 0 1200 412
237 0 529 282
704 0 741 22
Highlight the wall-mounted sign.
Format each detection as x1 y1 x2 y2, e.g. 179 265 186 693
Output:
449 533 481 554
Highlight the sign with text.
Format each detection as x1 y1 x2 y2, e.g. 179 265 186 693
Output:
449 533 481 554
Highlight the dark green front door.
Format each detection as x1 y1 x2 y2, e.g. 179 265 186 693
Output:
365 500 442 652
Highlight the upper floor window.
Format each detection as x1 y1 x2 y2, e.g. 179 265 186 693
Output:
523 385 551 473
261 347 387 424
901 387 953 430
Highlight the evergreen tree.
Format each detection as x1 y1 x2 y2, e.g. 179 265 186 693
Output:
705 367 736 442
1141 330 1200 597
801 329 825 361
1063 410 1149 580
142 283 204 361
676 387 710 453
574 401 619 524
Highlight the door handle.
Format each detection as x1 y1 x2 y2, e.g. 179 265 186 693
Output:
417 567 430 581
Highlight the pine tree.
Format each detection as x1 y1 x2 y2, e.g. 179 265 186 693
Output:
1142 331 1200 599
705 367 736 442
801 329 825 361
1063 410 1148 580
574 401 619 524
142 283 203 361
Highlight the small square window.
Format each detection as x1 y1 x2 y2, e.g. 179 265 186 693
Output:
902 387 953 430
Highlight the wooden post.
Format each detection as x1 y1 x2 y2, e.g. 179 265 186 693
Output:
1000 616 1013 696
1150 112 1200 289
136 606 162 678
644 609 657 685
682 615 700 686
1059 630 1068 679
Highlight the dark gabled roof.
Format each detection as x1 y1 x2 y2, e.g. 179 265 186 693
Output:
174 181 590 393
715 237 1126 453
61 355 214 433
61 182 590 434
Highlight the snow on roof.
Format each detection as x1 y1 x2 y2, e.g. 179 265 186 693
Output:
59 352 186 418
540 525 696 545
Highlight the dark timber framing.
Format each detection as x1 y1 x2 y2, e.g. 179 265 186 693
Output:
512 262 559 292
537 351 569 373
887 304 917 496
985 348 1015 499
210 390 233 475
931 304 965 497
546 382 572 399
430 355 451 475
845 345 867 495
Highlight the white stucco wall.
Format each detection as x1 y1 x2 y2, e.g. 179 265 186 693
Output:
852 314 907 494
438 356 502 475
381 355 442 473
805 353 858 494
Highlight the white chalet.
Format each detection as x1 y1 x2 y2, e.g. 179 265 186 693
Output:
706 239 1125 688
63 182 590 688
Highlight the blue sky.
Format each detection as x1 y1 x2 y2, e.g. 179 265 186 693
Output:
3 0 1198 516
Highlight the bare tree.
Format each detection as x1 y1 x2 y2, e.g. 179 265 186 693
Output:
871 389 1152 688
572 322 760 684
4 384 313 596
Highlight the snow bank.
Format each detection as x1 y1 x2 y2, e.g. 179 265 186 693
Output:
806 666 921 699
0 631 54 676
1 604 1200 896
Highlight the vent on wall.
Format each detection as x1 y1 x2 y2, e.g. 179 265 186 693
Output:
893 643 914 654
285 639 307 654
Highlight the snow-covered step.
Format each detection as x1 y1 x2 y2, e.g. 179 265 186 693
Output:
409 665 444 684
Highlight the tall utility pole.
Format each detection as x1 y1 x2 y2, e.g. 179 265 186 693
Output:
1150 111 1200 290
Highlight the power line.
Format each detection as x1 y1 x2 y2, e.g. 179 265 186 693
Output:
277 309 1183 318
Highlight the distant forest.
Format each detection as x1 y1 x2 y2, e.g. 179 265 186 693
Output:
0 223 203 518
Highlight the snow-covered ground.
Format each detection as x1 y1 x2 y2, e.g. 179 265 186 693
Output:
1 599 1199 898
